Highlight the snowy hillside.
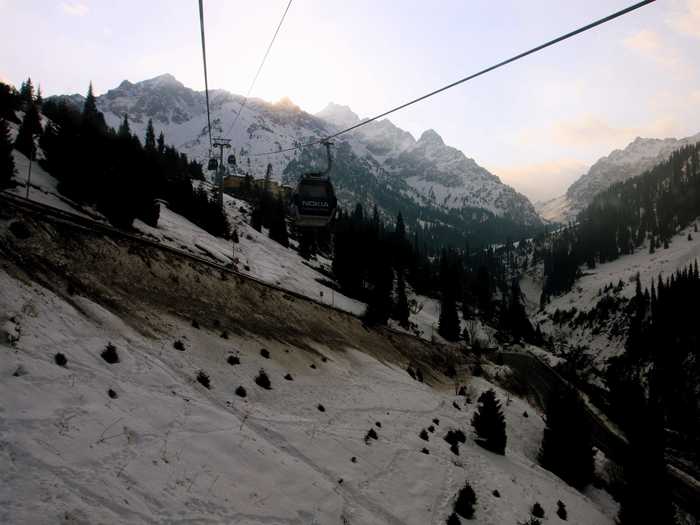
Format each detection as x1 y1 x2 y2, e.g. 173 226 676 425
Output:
538 133 700 224
50 74 541 229
4 152 451 340
534 219 700 368
0 262 617 524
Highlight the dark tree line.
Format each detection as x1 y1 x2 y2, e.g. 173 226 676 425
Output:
608 262 700 446
602 263 699 524
333 204 407 326
1 80 38 188
332 203 537 341
542 142 700 299
0 78 228 236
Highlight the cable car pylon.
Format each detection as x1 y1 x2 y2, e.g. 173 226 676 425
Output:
211 137 232 207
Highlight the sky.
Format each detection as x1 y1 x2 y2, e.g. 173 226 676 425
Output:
2 0 700 201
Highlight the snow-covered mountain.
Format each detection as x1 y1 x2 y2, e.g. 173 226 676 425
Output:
53 74 541 231
538 133 700 223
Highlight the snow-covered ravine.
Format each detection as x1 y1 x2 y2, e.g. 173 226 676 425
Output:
537 219 700 365
0 265 617 524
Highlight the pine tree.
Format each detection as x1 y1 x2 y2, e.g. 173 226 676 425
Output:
392 270 410 328
264 163 273 192
0 118 16 188
118 114 131 138
19 77 34 108
501 280 534 342
157 131 165 154
35 85 42 107
538 386 594 489
14 102 42 158
439 290 460 341
0 82 22 122
438 249 461 341
144 118 156 152
617 388 676 525
471 389 507 454
395 211 406 241
250 202 263 232
364 255 394 326
268 197 289 247
82 82 106 132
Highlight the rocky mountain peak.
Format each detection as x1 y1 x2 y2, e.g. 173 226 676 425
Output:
273 96 301 112
140 73 185 90
418 129 444 146
316 103 360 129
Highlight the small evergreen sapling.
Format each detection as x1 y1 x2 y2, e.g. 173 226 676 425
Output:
364 428 378 444
556 501 567 520
255 369 271 389
196 370 211 389
101 343 119 364
453 481 477 519
531 502 545 519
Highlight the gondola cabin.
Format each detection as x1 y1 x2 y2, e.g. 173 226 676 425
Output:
292 175 337 228
291 141 337 228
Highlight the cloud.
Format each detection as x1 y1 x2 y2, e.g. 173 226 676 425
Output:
547 114 681 149
516 114 683 155
623 29 688 73
60 1 88 16
551 116 633 147
624 29 662 53
668 0 700 39
491 159 587 201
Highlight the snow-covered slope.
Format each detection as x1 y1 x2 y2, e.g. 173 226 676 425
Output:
535 219 700 368
51 74 541 228
0 263 617 524
538 133 700 224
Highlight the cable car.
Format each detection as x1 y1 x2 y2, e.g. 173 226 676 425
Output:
207 157 218 171
227 154 237 166
291 141 337 228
